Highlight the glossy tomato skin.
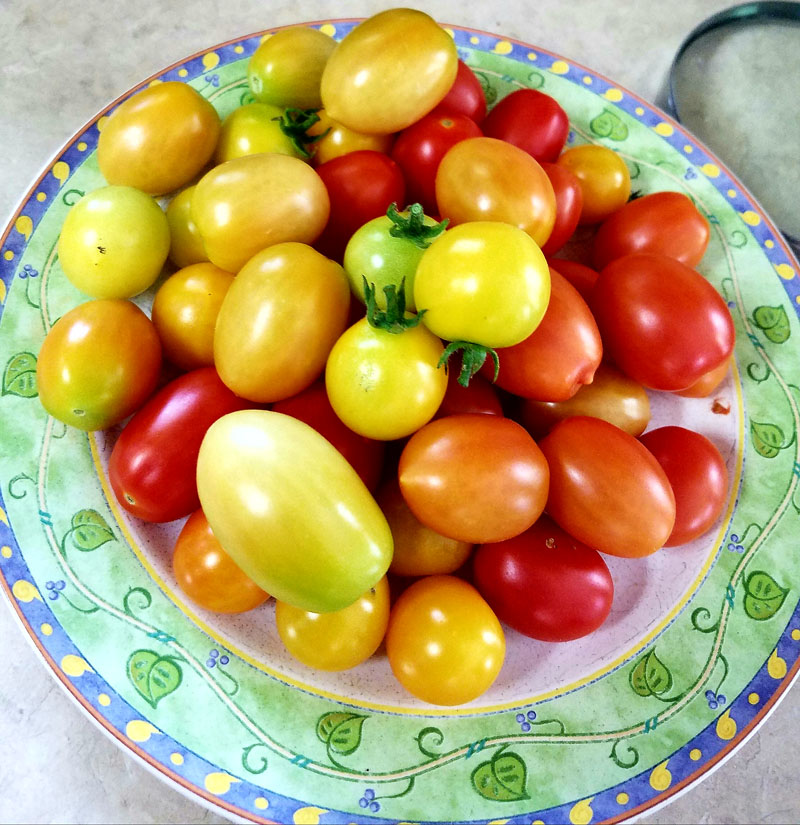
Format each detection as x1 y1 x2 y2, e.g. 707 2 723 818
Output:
385 575 505 705
473 515 614 641
675 356 731 398
272 380 384 491
196 410 393 612
37 299 161 431
540 162 583 257
435 370 503 418
308 110 395 166
539 416 675 558
639 426 729 546
547 259 599 302
590 253 735 391
557 145 631 224
592 191 711 270
173 509 269 613
108 367 249 523
391 113 483 216
494 268 602 401
481 89 569 163
165 186 208 269
399 414 550 544
214 103 300 163
313 151 405 262
429 60 487 121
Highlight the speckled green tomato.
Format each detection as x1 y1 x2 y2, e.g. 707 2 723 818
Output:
213 103 301 164
196 410 393 612
57 186 170 299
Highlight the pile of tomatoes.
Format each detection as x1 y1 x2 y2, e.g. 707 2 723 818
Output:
34 9 735 706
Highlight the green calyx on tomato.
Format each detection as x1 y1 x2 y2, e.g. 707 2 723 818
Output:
386 202 448 249
363 276 426 334
276 107 330 158
438 340 500 388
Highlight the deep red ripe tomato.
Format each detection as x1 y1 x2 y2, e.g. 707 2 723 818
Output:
435 369 503 418
547 259 599 302
398 413 549 544
108 367 249 523
481 88 569 163
540 162 583 257
391 113 483 216
313 150 405 261
473 515 614 642
639 426 729 546
429 60 487 122
271 380 385 491
539 416 676 558
590 254 735 391
592 191 711 270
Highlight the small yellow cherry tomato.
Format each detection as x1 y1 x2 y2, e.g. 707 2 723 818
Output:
556 144 632 224
308 110 394 166
214 103 300 164
165 186 208 269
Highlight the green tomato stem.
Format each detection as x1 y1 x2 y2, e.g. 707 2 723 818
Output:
275 108 329 158
386 202 448 249
438 341 500 387
363 276 427 334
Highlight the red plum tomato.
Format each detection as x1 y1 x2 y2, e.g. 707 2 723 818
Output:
540 162 583 257
547 259 599 302
429 60 487 121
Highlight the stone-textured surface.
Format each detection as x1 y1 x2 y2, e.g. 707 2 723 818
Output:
1 2 798 823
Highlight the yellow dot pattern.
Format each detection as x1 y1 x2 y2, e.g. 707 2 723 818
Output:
604 88 623 102
234 45 244 54
527 52 538 61
616 792 629 805
765 239 775 249
178 68 188 78
701 163 720 177
4 250 14 261
77 141 87 151
255 797 269 810
550 60 570 74
170 752 184 766
684 144 694 153
493 40 513 55
792 628 800 641
741 210 761 226
202 52 219 71
470 36 479 45
654 122 674 137
36 192 46 202
583 76 592 85
319 24 336 37
690 748 702 761
748 693 760 705
98 693 111 706
40 623 52 635
775 263 795 280
727 188 737 197
635 106 644 115
1 545 11 558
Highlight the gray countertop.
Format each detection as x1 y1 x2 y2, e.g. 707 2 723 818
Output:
1 2 799 823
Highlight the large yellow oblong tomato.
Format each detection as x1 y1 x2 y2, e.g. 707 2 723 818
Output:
196 410 393 613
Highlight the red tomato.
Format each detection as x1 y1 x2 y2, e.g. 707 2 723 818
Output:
108 367 249 523
494 268 602 401
592 191 711 270
675 355 731 398
391 113 483 216
639 426 729 546
590 254 735 391
429 60 487 121
540 162 583 257
547 259 599 302
473 515 614 641
398 413 549 544
481 89 569 163
539 416 676 558
313 150 405 261
435 369 503 418
272 380 384 491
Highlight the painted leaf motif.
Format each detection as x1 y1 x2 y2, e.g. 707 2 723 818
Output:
744 571 789 620
753 305 790 344
473 71 498 106
316 712 366 755
750 421 784 458
128 650 182 708
471 752 529 802
629 655 652 697
590 108 628 141
71 510 114 551
2 352 37 398
630 650 673 697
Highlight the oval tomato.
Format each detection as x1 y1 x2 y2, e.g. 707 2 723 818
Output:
307 110 395 166
398 414 549 544
473 515 614 641
214 103 302 163
429 60 486 121
592 191 711 270
173 509 269 613
639 426 729 546
165 185 209 269
196 409 393 612
675 356 731 398
557 145 631 224
436 370 503 418
385 575 505 705
548 259 599 301
539 416 675 558
109 367 249 523
540 162 583 257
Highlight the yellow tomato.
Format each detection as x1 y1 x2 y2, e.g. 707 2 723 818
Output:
165 186 209 269
308 110 394 166
191 153 330 273
320 9 458 134
275 576 390 671
98 81 220 196
214 103 300 164
556 144 632 224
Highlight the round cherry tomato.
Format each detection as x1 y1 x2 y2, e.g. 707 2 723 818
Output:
590 253 735 391
540 162 583 257
108 367 248 523
518 363 651 439
481 89 569 163
272 380 385 491
435 137 556 246
37 299 161 431
429 60 486 121
196 410 393 612
98 81 220 195
151 263 234 371
307 110 395 166
247 26 336 109
377 478 473 577
639 426 729 546
276 575 390 671
391 113 483 216
320 9 458 134
539 416 675 558
385 575 505 705
214 243 350 403
313 151 405 262
57 186 170 299
557 145 631 224
165 186 209 269
173 509 269 613
436 370 503 418
473 515 614 641
494 268 602 401
191 153 330 273
547 259 599 301
214 103 301 163
398 414 549 544
592 191 711 270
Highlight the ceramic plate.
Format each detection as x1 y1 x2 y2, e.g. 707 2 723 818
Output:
1 20 799 825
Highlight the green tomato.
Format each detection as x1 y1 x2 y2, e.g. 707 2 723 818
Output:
196 409 393 613
57 185 170 299
214 103 301 164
